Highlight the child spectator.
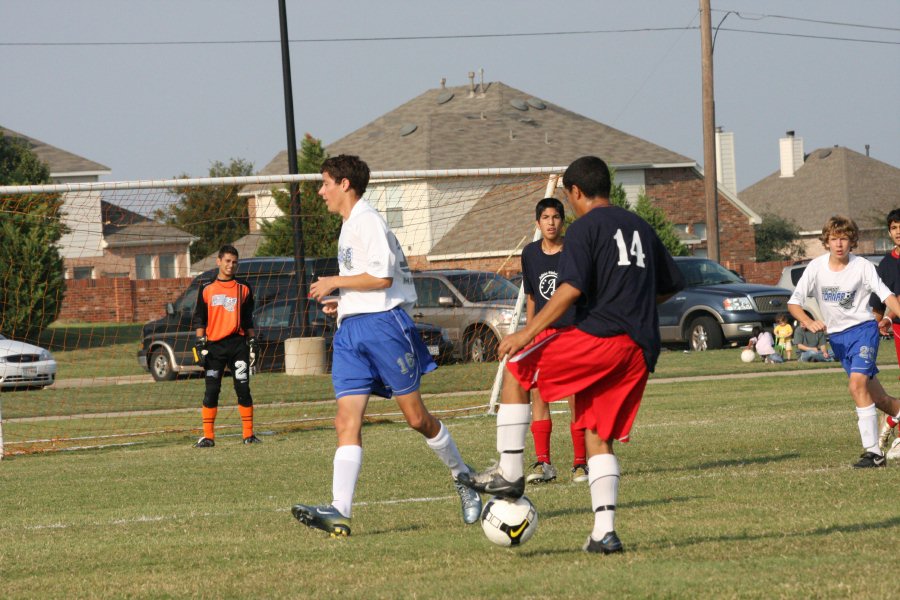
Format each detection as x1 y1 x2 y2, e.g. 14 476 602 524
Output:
748 326 783 363
773 313 794 360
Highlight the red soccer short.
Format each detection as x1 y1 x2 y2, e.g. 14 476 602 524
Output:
506 327 649 443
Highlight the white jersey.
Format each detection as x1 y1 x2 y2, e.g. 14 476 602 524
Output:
788 254 892 334
335 200 416 325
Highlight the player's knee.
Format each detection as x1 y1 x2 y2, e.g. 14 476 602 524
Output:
406 411 436 435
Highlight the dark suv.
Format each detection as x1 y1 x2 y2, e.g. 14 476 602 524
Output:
659 257 792 351
138 257 453 380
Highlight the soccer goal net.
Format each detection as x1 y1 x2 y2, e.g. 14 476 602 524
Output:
0 167 563 457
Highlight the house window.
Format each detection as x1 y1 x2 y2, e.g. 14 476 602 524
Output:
693 223 707 240
692 247 708 258
159 254 176 278
875 237 893 253
102 272 129 278
73 266 94 280
385 185 404 229
136 254 153 280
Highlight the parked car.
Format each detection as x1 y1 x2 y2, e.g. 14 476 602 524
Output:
659 257 792 351
0 334 57 390
411 269 526 362
776 254 884 322
138 256 454 380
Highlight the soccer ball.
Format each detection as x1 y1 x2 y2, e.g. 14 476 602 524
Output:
480 496 538 547
741 349 756 363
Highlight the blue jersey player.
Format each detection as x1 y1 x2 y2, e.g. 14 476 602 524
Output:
291 155 481 536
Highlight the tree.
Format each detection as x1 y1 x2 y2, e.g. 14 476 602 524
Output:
607 177 689 256
0 132 67 341
754 213 805 262
154 158 254 261
257 134 341 258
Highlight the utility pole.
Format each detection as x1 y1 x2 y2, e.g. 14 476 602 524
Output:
278 0 309 334
700 0 720 262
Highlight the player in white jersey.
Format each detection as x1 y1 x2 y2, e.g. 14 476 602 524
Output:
788 215 900 468
290 155 481 536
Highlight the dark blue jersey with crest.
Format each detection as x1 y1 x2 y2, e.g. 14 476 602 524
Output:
521 240 576 328
556 205 684 371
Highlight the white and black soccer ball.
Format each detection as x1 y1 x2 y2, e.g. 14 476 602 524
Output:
480 495 538 547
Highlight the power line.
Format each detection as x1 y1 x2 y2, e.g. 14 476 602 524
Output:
0 25 896 47
714 9 900 32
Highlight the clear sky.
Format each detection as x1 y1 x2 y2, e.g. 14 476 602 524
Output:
2 0 898 197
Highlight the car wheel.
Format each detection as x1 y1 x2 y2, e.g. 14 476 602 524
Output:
149 348 177 381
688 316 724 351
466 328 499 363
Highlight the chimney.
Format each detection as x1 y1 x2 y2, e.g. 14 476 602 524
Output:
715 127 737 195
779 130 804 177
467 71 476 97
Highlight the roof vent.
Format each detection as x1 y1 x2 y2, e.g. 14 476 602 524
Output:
526 98 546 110
399 123 418 137
510 99 528 111
437 91 454 105
818 149 832 159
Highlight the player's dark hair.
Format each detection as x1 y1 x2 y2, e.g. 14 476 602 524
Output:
321 154 370 197
535 197 565 222
563 156 611 199
218 244 239 259
887 208 900 228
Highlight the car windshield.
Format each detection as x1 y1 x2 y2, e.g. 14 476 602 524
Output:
446 272 519 303
678 259 743 287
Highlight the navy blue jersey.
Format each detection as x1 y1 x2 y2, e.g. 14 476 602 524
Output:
870 249 900 311
556 205 684 371
521 240 576 328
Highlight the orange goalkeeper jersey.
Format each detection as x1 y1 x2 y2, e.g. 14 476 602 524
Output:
194 277 255 342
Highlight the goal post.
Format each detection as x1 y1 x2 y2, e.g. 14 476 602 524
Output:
0 166 564 457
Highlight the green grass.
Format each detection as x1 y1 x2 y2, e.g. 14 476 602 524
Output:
3 369 899 598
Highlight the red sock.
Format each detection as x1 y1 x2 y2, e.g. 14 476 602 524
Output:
202 407 217 439
570 422 587 465
889 415 899 428
531 419 552 464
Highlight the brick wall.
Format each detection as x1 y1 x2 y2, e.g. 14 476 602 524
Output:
724 259 793 286
58 277 193 323
645 167 757 263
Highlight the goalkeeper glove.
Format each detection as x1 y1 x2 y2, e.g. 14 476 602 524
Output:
193 336 209 367
247 336 258 372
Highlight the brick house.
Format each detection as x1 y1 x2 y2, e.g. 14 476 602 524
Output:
243 79 760 270
1 126 196 280
739 132 900 259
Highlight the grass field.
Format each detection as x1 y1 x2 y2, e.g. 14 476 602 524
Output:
4 344 900 597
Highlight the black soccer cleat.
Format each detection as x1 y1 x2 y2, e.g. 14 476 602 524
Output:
852 451 886 469
583 530 624 554
242 435 262 445
193 437 215 448
456 463 525 499
291 503 351 537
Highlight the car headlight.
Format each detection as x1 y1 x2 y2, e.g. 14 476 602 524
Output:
0 356 6 363
722 297 753 311
39 349 52 361
497 309 516 324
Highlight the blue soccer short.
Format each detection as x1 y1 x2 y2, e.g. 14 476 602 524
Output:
828 320 880 378
332 307 437 399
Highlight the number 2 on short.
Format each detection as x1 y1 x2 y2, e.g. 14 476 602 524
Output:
613 229 645 267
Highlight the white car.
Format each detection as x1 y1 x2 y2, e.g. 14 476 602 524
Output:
0 334 57 390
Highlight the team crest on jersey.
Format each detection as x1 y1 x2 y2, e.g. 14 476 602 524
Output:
338 246 353 270
821 287 856 309
538 271 558 301
210 294 238 312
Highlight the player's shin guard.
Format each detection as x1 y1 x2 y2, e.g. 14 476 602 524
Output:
202 406 217 439
570 422 587 465
588 453 620 538
426 421 465 479
238 405 254 439
531 419 552 464
497 404 531 481
332 445 362 519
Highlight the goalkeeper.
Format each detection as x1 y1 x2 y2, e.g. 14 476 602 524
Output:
192 244 260 447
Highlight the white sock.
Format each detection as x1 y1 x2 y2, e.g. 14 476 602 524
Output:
856 404 881 455
497 404 531 480
426 421 466 479
332 445 362 518
588 453 620 539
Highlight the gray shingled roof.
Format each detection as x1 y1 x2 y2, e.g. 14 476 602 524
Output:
739 147 900 232
253 81 694 179
0 126 111 176
101 200 196 248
